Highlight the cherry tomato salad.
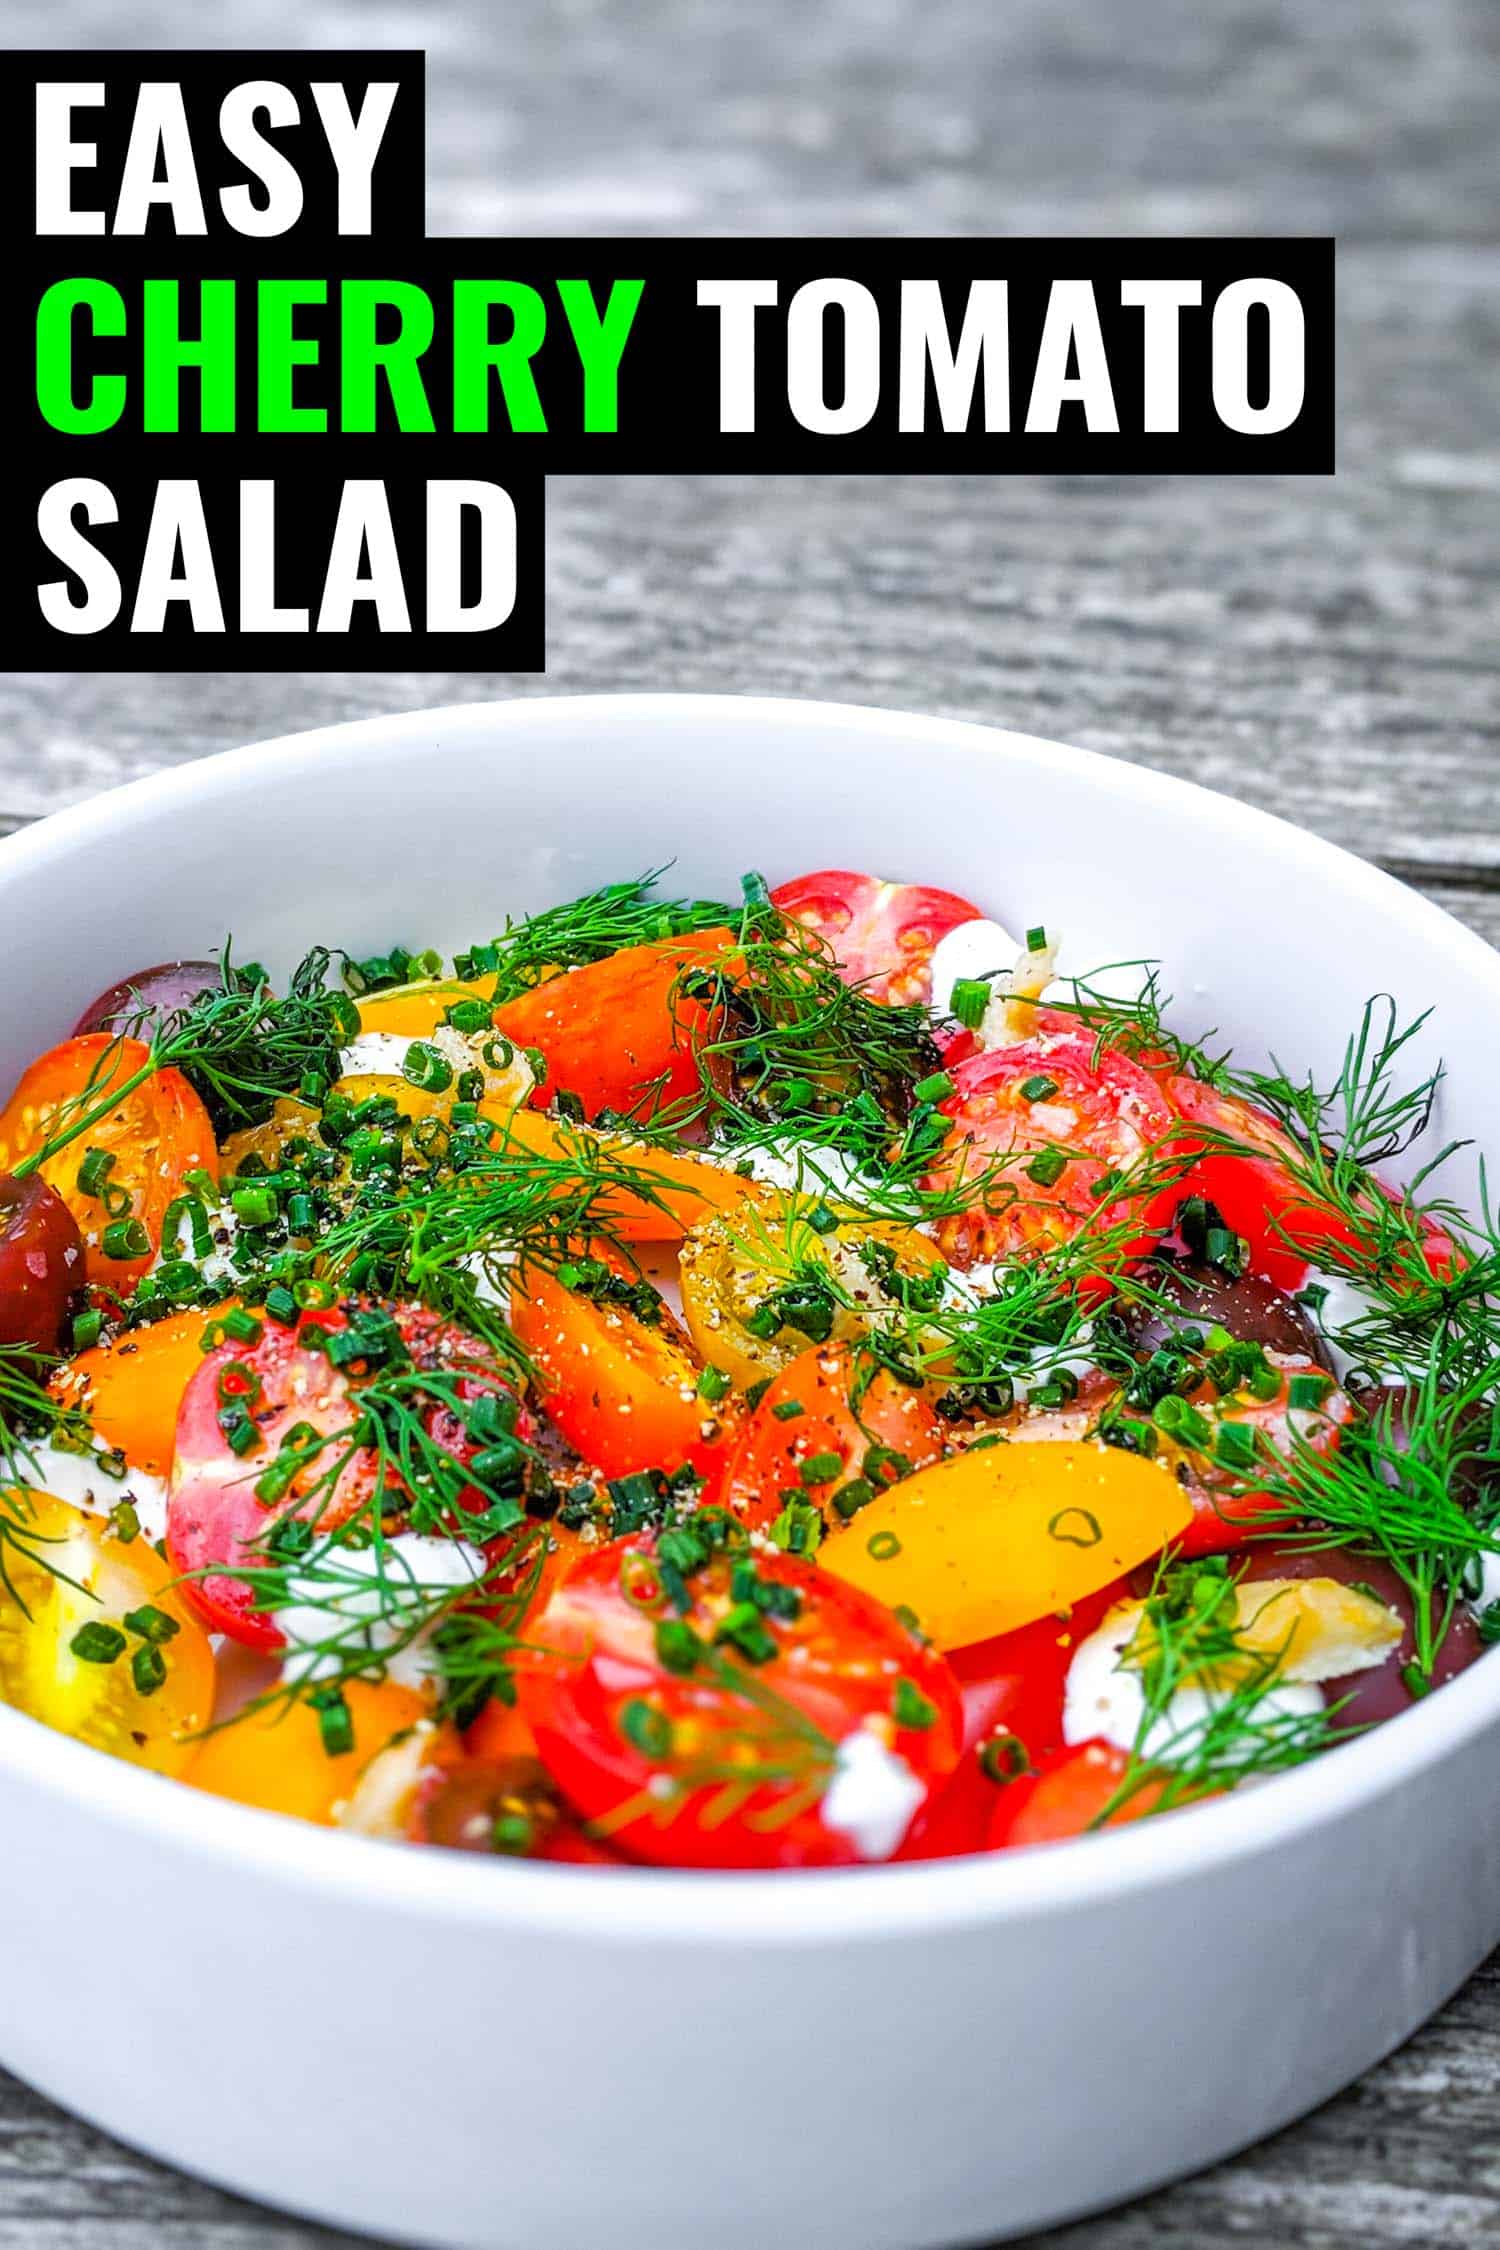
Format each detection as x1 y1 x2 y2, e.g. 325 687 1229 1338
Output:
0 865 1494 1870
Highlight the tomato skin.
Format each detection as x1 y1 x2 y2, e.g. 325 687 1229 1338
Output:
1164 1360 1355 1557
0 1495 216 1775
0 1173 84 1356
54 1307 236 1477
898 1583 1125 1859
0 1035 216 1291
520 1534 963 1868
493 931 734 1121
721 1341 945 1530
928 1033 1178 1271
1167 1077 1327 1289
185 1679 429 1826
986 1740 1172 1849
508 1258 739 1494
72 961 220 1039
770 871 980 1006
1165 1078 1455 1295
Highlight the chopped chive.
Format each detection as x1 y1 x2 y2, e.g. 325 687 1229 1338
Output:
76 1147 116 1198
695 1364 731 1404
619 1697 674 1760
312 1688 355 1757
130 1643 167 1697
771 1398 805 1422
402 1041 454 1094
100 1218 150 1261
866 1530 902 1561
799 1450 843 1487
231 1184 279 1228
71 1307 103 1351
1025 925 1047 953
1020 1074 1059 1102
1288 1372 1332 1410
950 976 990 1030
892 1677 937 1730
979 1734 1029 1783
913 1070 955 1105
123 1604 180 1645
1025 1146 1068 1188
70 1621 127 1664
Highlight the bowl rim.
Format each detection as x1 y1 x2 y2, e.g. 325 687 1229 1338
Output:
1 687 1496 1944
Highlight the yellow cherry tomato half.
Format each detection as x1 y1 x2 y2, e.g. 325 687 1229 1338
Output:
183 1677 430 1826
679 1201 947 1392
820 1439 1192 1652
0 1495 215 1773
354 979 498 1040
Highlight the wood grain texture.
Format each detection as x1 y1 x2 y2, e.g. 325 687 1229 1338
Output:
1 0 1498 2244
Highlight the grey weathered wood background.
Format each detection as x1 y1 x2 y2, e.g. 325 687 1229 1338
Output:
2 0 1498 2242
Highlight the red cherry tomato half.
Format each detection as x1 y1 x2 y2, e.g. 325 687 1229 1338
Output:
986 1740 1178 1850
167 1302 525 1649
899 1582 1126 1860
519 1530 962 1868
493 931 735 1121
1167 1359 1355 1558
928 1032 1179 1270
770 871 981 1006
720 1341 946 1530
0 1173 84 1355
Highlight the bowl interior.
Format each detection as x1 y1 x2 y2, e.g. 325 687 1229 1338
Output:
0 691 1495 1925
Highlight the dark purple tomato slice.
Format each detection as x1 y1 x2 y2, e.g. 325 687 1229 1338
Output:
1236 1543 1483 1726
0 1173 84 1353
72 960 221 1039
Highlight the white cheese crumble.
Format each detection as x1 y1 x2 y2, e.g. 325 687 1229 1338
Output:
273 1532 484 1691
1062 1608 1323 1764
5 1440 169 1543
715 1137 884 1205
338 1025 476 1083
927 919 1022 1019
819 1725 926 1859
1302 1268 1408 1385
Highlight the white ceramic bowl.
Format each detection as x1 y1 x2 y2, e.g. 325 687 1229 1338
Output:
1 695 1497 2250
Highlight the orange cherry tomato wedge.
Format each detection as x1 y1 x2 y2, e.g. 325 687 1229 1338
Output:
720 1340 946 1530
493 930 735 1120
52 1306 237 1477
495 1107 759 1241
987 1740 1178 1849
0 1034 216 1291
508 1255 740 1492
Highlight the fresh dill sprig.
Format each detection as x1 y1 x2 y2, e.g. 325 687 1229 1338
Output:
465 871 733 1006
1095 1554 1351 1823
